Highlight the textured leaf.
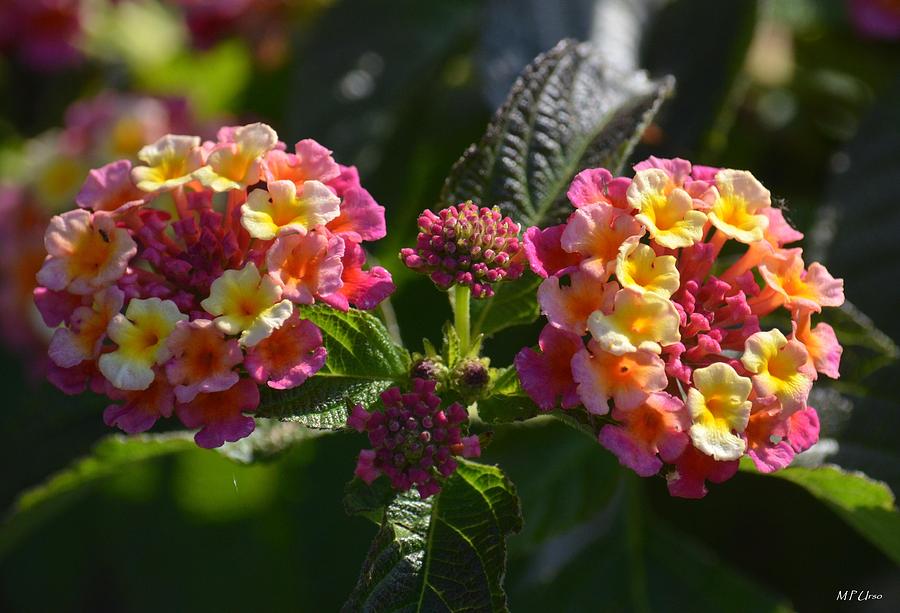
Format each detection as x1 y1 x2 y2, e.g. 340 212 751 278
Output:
762 465 900 565
344 477 397 524
256 306 410 429
217 419 325 464
470 275 542 338
441 39 673 228
477 367 540 424
477 0 667 107
344 460 522 612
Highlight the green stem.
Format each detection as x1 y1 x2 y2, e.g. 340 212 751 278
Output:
453 284 471 355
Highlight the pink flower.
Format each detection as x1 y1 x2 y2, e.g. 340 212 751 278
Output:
598 392 689 477
266 229 345 304
176 378 260 449
322 241 394 311
37 209 137 295
326 187 387 243
567 167 631 209
515 157 844 497
48 286 123 368
560 203 643 277
104 372 176 434
571 340 668 414
262 139 341 186
514 324 582 411
33 287 84 327
75 160 144 212
47 359 105 395
666 445 739 499
849 0 900 39
787 407 820 453
244 313 327 389
537 271 617 335
523 224 581 278
165 319 243 403
794 310 842 379
3 0 83 71
744 398 794 473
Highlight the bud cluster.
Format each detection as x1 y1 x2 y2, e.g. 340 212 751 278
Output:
348 378 481 499
400 202 524 298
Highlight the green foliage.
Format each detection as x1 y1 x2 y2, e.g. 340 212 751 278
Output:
470 275 542 338
483 420 790 612
344 477 397 524
822 301 899 386
762 465 900 566
344 460 522 612
441 39 673 228
256 306 410 428
0 434 195 557
477 366 540 424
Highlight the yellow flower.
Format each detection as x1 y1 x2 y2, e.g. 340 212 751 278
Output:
240 179 341 240
131 135 203 192
615 236 680 298
741 329 814 414
200 263 293 346
587 288 680 355
193 123 279 192
687 363 752 461
99 298 187 391
627 168 707 248
709 169 770 244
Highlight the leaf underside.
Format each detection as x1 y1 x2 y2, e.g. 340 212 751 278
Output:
344 460 522 612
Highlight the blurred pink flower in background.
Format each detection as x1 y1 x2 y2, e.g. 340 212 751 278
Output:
849 0 900 39
0 92 203 376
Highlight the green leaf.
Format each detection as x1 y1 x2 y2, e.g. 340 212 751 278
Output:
489 421 790 612
256 306 410 429
821 301 899 384
343 477 397 524
471 274 542 338
0 434 195 557
441 39 673 228
217 419 326 464
344 460 523 612
477 367 540 424
758 465 900 565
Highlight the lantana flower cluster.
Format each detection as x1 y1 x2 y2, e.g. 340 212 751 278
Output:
34 122 393 448
1 92 199 368
515 157 844 498
348 378 481 499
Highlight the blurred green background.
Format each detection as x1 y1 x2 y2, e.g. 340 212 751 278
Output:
1 0 899 611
